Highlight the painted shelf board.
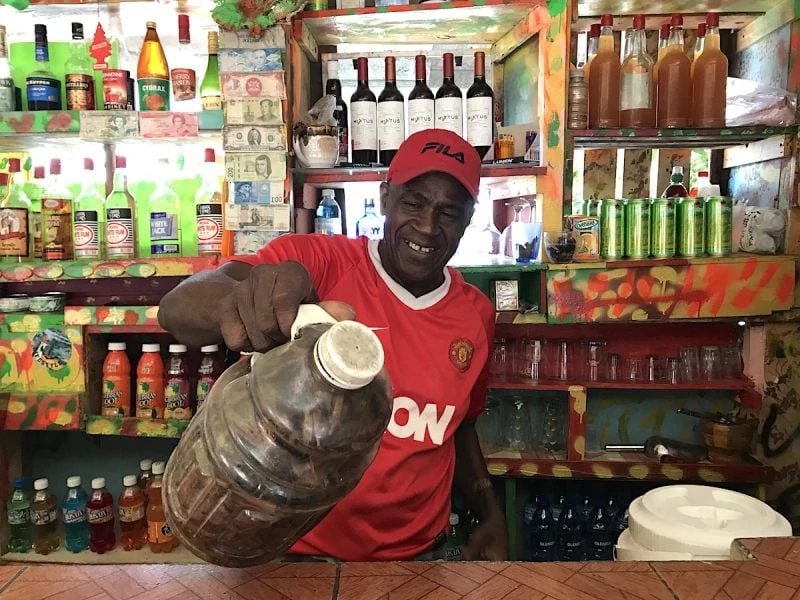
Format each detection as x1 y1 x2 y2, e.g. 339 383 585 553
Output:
576 0 782 17
84 415 190 438
570 126 798 149
0 256 218 283
2 545 205 565
489 376 748 391
0 394 81 431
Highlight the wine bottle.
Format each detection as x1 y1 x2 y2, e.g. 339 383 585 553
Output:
466 51 494 159
350 57 377 164
171 15 197 109
378 56 404 166
407 54 434 136
26 24 61 111
435 52 462 136
326 60 348 164
200 32 221 111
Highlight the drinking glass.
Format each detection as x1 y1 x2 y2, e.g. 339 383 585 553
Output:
701 346 720 381
606 353 620 381
586 341 604 382
680 346 700 381
517 339 543 380
720 345 741 379
477 394 501 453
541 397 563 454
556 341 570 380
491 338 509 378
645 355 660 382
666 357 682 384
626 357 643 382
506 396 529 452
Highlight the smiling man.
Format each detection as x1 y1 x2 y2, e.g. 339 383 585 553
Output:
158 129 507 562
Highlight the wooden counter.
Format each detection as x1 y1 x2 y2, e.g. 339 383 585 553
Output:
0 537 797 599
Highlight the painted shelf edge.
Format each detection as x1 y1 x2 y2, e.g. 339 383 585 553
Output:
488 377 748 391
570 125 799 149
293 162 545 184
0 393 81 431
84 415 191 438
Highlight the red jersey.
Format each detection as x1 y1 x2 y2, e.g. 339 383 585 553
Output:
235 234 495 561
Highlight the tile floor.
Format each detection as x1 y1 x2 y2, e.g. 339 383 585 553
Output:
2 537 800 599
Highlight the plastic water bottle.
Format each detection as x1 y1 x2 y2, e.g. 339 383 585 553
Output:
7 477 32 553
586 504 614 561
62 476 89 552
557 500 584 561
528 495 556 562
355 198 383 240
315 189 342 236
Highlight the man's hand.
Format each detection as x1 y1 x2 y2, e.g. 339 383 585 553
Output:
462 505 508 562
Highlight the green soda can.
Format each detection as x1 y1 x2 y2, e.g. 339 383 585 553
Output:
650 198 676 258
587 199 600 217
705 196 732 256
600 198 625 259
676 197 705 257
624 199 650 259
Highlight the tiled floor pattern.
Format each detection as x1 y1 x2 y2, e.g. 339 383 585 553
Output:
3 538 800 599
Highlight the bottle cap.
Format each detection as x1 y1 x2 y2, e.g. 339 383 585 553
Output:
660 23 670 39
178 14 190 30
108 342 126 351
600 14 613 27
322 188 335 198
327 60 339 79
208 31 219 53
697 23 707 36
66 475 81 488
152 461 165 475
146 21 157 28
589 23 600 38
140 458 153 470
34 24 47 37
670 14 683 27
314 320 384 390
0 173 7 186
34 478 49 491
169 344 187 353
34 166 45 179
84 158 94 171
13 477 25 488
632 14 645 29
115 156 127 169
123 475 137 487
91 477 105 489
204 148 216 163
201 345 219 353
450 513 459 525
142 344 160 352
699 170 709 177
707 12 719 27
8 158 20 172
50 158 61 176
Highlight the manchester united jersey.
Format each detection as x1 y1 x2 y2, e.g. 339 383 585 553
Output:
235 234 495 561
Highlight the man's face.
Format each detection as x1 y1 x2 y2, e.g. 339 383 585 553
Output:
255 157 269 175
379 172 474 292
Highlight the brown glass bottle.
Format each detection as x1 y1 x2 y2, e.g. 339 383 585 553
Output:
377 56 404 166
588 14 620 129
350 57 377 164
691 13 727 128
619 14 655 128
657 15 691 128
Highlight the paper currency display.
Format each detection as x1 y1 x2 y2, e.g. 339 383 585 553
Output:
223 125 287 152
139 112 199 138
234 230 284 255
220 49 283 73
231 181 285 204
219 27 286 50
224 98 283 125
225 202 291 231
80 111 139 141
225 152 287 182
221 73 286 99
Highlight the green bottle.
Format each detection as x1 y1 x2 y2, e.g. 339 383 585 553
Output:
7 477 33 553
149 157 181 256
443 513 463 561
73 158 105 260
105 156 136 259
0 158 32 263
200 31 221 110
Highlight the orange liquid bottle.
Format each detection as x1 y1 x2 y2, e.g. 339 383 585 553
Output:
588 14 620 129
692 22 706 73
135 344 165 419
118 475 148 550
619 14 655 128
137 22 170 111
584 23 600 87
102 342 131 417
653 23 670 88
146 461 177 553
691 13 727 128
657 15 692 128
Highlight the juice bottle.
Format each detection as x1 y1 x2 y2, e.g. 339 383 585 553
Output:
87 477 116 553
619 14 655 128
588 14 620 129
119 475 148 550
164 344 191 420
138 458 153 497
31 478 59 555
102 342 132 417
136 344 165 419
7 477 32 553
653 23 670 86
691 13 727 128
147 461 177 553
584 23 600 85
137 22 170 111
196 344 223 412
657 15 692 128
62 475 90 552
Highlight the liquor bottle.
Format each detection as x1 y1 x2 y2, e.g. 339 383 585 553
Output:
25 166 45 259
149 158 181 256
73 158 105 260
407 55 434 136
466 51 494 159
586 504 614 560
588 14 620 128
657 15 691 128
7 477 32 553
355 198 383 240
691 13 727 128
315 189 342 236
171 15 197 109
195 148 223 256
661 166 688 198
619 15 655 128
0 158 32 263
377 56 404 166
200 32 221 111
584 23 600 84
653 23 671 86
137 22 170 111
435 53 463 136
26 24 61 111
528 495 556 562
41 159 74 261
0 25 14 111
522 498 536 561
105 156 136 259
693 23 706 67
64 23 96 110
350 57 377 164
326 60 348 164
556 500 584 561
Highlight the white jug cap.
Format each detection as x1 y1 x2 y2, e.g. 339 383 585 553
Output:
92 478 105 489
142 344 160 352
34 478 48 491
291 304 337 340
66 476 81 488
123 475 137 487
201 345 219 353
108 342 126 351
152 461 165 475
315 320 384 390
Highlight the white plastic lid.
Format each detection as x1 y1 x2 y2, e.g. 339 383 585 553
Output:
201 345 219 353
140 459 152 470
169 344 187 353
322 188 335 199
91 477 105 490
450 513 459 526
314 320 384 390
142 344 160 353
108 342 127 351
123 475 137 487
34 478 48 491
327 60 339 79
66 476 81 488
152 461 165 475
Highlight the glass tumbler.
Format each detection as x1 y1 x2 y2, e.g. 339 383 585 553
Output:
626 357 643 382
680 346 700 381
606 353 620 381
506 396 529 452
586 341 604 382
491 338 509 378
701 346 720 381
720 345 741 379
666 357 682 384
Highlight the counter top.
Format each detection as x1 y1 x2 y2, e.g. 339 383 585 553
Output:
1 537 798 599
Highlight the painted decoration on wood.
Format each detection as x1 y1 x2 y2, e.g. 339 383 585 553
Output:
0 111 79 135
0 393 80 430
65 305 160 328
85 415 189 438
0 256 217 283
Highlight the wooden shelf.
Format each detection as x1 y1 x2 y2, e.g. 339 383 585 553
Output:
489 376 748 392
570 126 798 150
84 415 190 438
2 545 204 565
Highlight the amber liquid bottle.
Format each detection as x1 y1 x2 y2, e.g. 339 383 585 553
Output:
691 13 727 128
584 23 600 86
588 14 620 129
137 22 170 111
653 23 670 87
693 22 706 72
657 15 691 128
619 14 654 128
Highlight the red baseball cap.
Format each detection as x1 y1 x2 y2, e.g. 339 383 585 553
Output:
386 129 481 200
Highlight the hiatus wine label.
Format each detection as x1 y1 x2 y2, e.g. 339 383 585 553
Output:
408 99 434 135
351 101 377 150
434 97 463 136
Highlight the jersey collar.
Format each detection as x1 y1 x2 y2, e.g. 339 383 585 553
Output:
367 240 451 310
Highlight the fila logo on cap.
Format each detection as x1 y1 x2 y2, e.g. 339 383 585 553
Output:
421 142 465 164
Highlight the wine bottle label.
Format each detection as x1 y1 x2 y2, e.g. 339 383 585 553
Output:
435 97 463 136
31 507 58 525
0 207 29 257
65 74 96 110
408 99 434 135
620 73 651 111
466 97 493 147
202 94 222 111
73 209 100 258
351 100 377 151
138 77 171 111
119 503 145 523
105 208 134 257
26 77 60 106
0 78 14 111
62 506 87 524
87 506 113 524
196 203 223 255
377 100 404 152
171 68 197 101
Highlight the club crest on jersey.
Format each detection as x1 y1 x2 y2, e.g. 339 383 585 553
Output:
421 142 466 164
449 338 474 372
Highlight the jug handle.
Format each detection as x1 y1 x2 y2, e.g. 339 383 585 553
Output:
290 304 338 340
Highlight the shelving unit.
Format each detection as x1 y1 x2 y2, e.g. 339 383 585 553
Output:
489 377 749 391
569 126 799 149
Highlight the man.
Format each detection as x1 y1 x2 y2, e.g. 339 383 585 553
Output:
259 98 280 122
158 129 507 562
254 154 271 178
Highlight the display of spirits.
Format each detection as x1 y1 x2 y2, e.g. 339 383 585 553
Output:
0 158 32 262
556 500 584 561
588 14 619 128
657 15 691 128
195 149 223 256
149 158 181 256
377 56 404 166
25 166 45 259
407 54 434 136
26 24 61 111
171 15 197 108
315 188 342 236
73 158 105 259
691 12 727 128
137 22 170 111
0 25 14 111
586 504 614 561
466 51 494 159
350 57 377 164
355 198 383 240
105 156 136 259
41 159 74 261
200 32 221 111
64 22 96 110
326 60 348 164
435 53 463 136
619 15 654 128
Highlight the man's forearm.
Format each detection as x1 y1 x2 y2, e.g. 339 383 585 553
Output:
453 420 503 520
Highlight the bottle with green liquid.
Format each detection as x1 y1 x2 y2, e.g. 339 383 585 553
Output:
73 158 105 260
149 158 181 256
105 156 136 259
